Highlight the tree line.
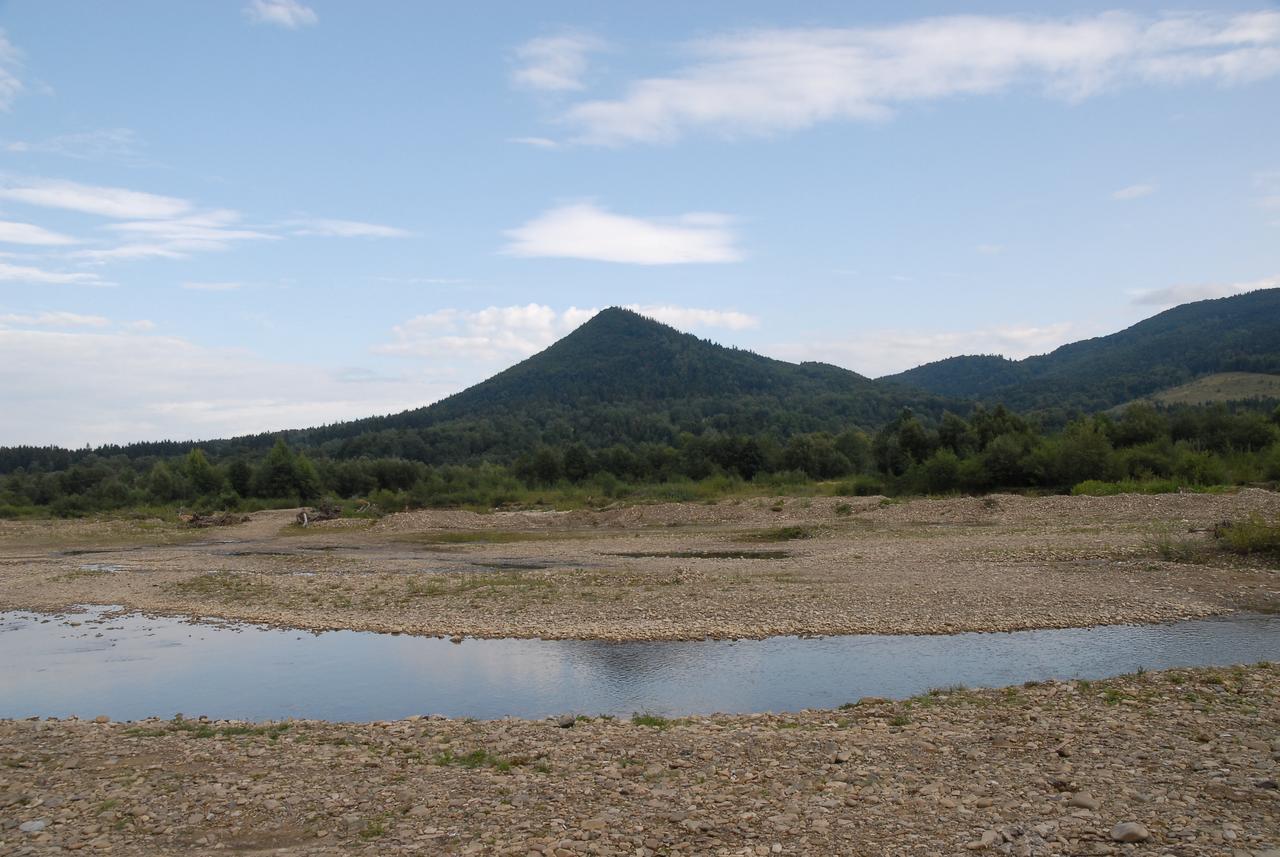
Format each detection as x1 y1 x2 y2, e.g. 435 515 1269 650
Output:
1 403 1278 518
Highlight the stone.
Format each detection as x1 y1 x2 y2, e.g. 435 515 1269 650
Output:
19 820 48 833
556 714 577 729
1067 793 1100 811
1109 822 1150 843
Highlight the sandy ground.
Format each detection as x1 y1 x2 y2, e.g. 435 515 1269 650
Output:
2 664 1277 856
1 491 1278 640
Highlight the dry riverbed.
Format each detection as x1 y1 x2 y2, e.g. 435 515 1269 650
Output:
2 664 1278 856
1 491 1279 640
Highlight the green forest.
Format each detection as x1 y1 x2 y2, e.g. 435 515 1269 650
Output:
3 402 1278 518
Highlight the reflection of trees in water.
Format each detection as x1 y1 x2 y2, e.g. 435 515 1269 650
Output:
555 638 752 691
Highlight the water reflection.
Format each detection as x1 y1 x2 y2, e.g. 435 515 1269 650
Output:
1 607 1277 722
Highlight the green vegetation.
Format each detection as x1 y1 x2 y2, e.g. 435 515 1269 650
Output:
124 716 290 740
1214 513 1280 559
744 525 815 542
2 302 1279 519
884 289 1280 415
1139 371 1280 407
631 713 674 729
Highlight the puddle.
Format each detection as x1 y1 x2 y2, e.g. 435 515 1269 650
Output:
609 550 790 560
1 607 1277 722
77 563 125 573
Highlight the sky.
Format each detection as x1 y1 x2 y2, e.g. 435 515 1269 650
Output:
1 0 1278 447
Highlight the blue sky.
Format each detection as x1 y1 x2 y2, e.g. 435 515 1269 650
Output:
1 0 1278 446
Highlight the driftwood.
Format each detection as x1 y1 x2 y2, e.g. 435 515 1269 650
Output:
296 504 342 527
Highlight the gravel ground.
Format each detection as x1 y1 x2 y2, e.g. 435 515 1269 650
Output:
2 664 1277 856
1 491 1278 640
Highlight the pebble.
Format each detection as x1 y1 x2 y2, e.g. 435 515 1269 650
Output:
1109 821 1151 842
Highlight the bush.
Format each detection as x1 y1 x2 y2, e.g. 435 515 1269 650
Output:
1215 513 1280 558
835 475 884 496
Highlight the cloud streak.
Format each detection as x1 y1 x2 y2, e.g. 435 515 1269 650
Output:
1112 183 1157 200
0 177 190 219
512 32 605 91
0 220 78 246
555 11 1280 144
245 0 317 29
504 202 741 264
0 29 23 111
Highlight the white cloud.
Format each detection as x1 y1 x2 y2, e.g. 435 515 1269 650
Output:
512 32 605 91
508 136 562 149
181 281 244 292
768 322 1081 377
627 304 759 331
0 327 443 447
245 0 317 29
288 218 412 238
0 220 77 246
1112 183 1157 200
0 177 190 219
5 128 142 160
75 209 276 262
0 261 108 286
0 29 23 111
1130 273 1279 307
376 303 758 362
557 11 1280 144
503 202 741 264
0 311 109 328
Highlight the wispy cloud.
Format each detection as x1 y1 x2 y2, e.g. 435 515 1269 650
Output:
1112 183 1157 200
244 0 317 29
0 177 190 219
288 218 412 238
0 261 108 286
377 303 758 362
769 322 1082 377
975 243 1004 255
508 136 562 149
504 202 741 264
512 32 606 92
0 220 78 246
181 281 244 292
75 209 276 262
0 29 24 111
555 11 1280 144
0 311 110 328
1130 273 1280 307
5 128 143 160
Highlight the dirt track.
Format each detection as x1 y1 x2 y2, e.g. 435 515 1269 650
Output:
1 491 1277 640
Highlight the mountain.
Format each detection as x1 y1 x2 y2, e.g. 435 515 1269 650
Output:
62 308 948 467
294 308 949 462
881 289 1280 413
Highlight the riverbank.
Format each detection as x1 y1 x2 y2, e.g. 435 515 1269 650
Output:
2 664 1277 855
1 491 1278 641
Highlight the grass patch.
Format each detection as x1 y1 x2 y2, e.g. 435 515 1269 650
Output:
170 571 274 602
631 713 673 729
432 748 523 772
1214 513 1280 559
125 716 290 740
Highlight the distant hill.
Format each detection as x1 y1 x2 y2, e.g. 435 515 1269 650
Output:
881 289 1280 413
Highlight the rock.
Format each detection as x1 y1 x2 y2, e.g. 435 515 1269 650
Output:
19 820 47 833
1109 822 1150 843
93 715 110 724
1067 793 1100 811
555 714 577 729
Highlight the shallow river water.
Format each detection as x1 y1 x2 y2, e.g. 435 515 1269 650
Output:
2 607 1277 721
